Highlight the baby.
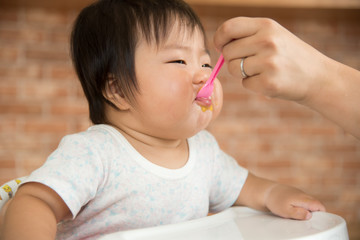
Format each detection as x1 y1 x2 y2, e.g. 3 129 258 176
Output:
0 0 325 239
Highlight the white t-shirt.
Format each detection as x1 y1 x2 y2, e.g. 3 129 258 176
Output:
24 124 248 239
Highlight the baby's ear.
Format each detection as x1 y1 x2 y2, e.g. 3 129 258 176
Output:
103 79 131 111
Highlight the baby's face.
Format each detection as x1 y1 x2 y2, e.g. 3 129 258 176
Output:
131 24 223 139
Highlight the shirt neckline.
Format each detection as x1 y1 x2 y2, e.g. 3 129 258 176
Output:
90 124 197 179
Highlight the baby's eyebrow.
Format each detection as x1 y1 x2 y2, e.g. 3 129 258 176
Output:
162 44 190 51
162 44 210 56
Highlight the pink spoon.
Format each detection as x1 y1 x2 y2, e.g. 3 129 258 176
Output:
196 54 224 99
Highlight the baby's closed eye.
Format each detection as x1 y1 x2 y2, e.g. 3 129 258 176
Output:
168 60 187 65
167 60 212 69
202 63 212 69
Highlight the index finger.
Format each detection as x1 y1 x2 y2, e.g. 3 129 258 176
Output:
213 17 267 51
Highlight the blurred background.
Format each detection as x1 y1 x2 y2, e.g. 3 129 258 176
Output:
0 0 359 238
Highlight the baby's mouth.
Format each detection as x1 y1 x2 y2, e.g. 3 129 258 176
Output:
195 96 212 107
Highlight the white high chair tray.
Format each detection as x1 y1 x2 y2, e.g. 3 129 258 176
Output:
100 207 348 240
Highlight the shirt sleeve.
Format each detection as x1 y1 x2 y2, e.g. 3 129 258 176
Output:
208 139 248 213
22 133 105 219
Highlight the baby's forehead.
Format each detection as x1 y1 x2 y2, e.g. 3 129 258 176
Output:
141 23 207 51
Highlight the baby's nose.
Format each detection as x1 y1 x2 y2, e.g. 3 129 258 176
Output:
193 71 210 85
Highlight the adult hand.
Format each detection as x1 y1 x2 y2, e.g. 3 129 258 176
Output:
213 17 329 103
214 17 360 139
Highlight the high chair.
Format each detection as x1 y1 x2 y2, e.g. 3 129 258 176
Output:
100 207 349 240
0 177 27 210
0 177 349 240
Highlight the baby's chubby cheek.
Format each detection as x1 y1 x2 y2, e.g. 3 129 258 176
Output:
211 78 223 121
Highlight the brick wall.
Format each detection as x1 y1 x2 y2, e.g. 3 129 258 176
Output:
0 4 359 239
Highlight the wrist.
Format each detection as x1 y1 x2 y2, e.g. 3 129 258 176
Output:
263 182 279 212
297 53 341 109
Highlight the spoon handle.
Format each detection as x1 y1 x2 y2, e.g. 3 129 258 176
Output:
208 54 224 86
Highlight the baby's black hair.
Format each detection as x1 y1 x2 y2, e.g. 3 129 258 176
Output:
70 0 206 124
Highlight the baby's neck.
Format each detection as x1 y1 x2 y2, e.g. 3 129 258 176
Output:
111 124 190 169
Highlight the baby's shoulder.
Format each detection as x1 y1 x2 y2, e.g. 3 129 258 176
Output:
59 124 117 148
